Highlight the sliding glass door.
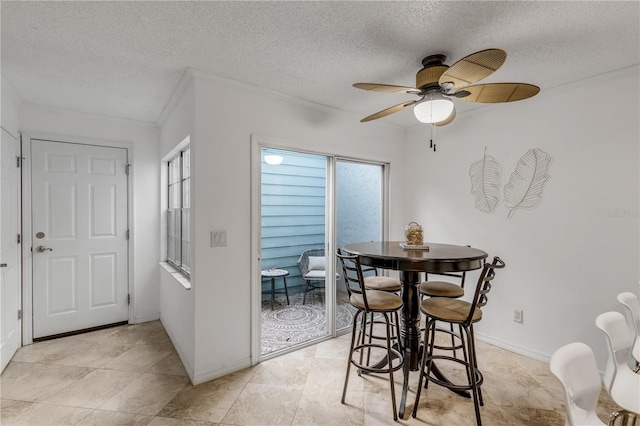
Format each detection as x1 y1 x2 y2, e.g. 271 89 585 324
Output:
255 144 386 357
260 148 329 355
335 160 384 332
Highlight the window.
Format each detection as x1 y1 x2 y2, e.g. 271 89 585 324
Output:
167 146 190 274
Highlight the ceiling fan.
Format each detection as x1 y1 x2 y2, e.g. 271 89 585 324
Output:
353 48 540 126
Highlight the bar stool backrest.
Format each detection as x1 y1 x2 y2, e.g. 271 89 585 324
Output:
464 256 505 324
424 271 467 287
336 249 369 309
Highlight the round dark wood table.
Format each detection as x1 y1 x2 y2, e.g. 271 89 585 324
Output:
343 241 488 417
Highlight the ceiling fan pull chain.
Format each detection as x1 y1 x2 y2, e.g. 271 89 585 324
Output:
430 123 436 152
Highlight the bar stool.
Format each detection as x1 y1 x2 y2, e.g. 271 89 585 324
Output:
420 271 466 298
412 256 505 426
337 249 404 421
419 271 467 357
362 269 402 352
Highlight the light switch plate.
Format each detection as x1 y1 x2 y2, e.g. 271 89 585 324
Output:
211 231 227 247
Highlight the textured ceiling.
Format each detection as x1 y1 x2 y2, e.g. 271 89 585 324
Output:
1 1 639 128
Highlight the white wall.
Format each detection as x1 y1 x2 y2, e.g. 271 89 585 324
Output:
158 78 196 380
18 103 161 324
1 78 21 138
158 71 408 383
405 66 640 367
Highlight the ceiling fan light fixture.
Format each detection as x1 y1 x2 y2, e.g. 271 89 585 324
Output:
413 94 454 124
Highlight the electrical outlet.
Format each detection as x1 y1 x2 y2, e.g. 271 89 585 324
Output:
513 309 523 323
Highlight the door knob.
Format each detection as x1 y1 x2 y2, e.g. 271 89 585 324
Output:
36 246 53 253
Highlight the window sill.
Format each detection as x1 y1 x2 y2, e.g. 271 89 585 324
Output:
159 262 191 290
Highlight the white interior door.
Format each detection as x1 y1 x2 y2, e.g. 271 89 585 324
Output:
31 140 129 339
1 129 22 371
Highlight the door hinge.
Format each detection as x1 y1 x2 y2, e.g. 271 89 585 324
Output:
125 163 131 175
17 234 21 244
16 156 22 168
126 229 130 240
17 310 22 320
128 294 131 305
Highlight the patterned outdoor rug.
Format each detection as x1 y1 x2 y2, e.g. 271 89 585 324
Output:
261 292 356 354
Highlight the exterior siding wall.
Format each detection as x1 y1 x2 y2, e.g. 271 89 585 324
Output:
261 149 326 291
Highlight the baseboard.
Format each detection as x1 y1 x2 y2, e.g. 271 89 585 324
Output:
192 357 253 385
133 313 161 324
160 315 195 383
474 332 551 364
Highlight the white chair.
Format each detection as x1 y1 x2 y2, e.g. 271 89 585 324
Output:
595 311 640 414
617 292 640 371
550 342 606 425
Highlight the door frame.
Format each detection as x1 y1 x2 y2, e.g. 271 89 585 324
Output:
21 132 134 344
1 127 23 371
250 134 390 363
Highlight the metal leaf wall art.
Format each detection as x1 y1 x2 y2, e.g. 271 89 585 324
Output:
503 148 552 218
469 147 502 213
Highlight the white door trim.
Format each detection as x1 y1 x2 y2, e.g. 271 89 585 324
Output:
1 127 23 372
21 132 135 344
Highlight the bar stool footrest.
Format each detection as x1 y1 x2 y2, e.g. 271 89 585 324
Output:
351 343 404 374
424 354 484 391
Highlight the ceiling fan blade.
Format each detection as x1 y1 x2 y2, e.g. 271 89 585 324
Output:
435 106 456 127
457 83 540 103
353 83 421 95
439 48 507 90
360 100 418 122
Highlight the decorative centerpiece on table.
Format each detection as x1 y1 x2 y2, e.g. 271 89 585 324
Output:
401 221 429 250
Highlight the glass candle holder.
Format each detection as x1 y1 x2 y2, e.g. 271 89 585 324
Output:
404 221 423 245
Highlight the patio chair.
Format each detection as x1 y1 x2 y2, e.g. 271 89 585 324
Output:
296 248 328 304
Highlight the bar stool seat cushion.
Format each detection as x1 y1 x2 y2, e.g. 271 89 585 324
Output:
420 280 464 298
351 290 402 312
364 276 401 292
421 297 483 323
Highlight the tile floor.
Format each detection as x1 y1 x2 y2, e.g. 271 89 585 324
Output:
0 320 622 425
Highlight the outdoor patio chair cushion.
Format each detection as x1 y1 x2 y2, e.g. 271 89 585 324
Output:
308 256 325 271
